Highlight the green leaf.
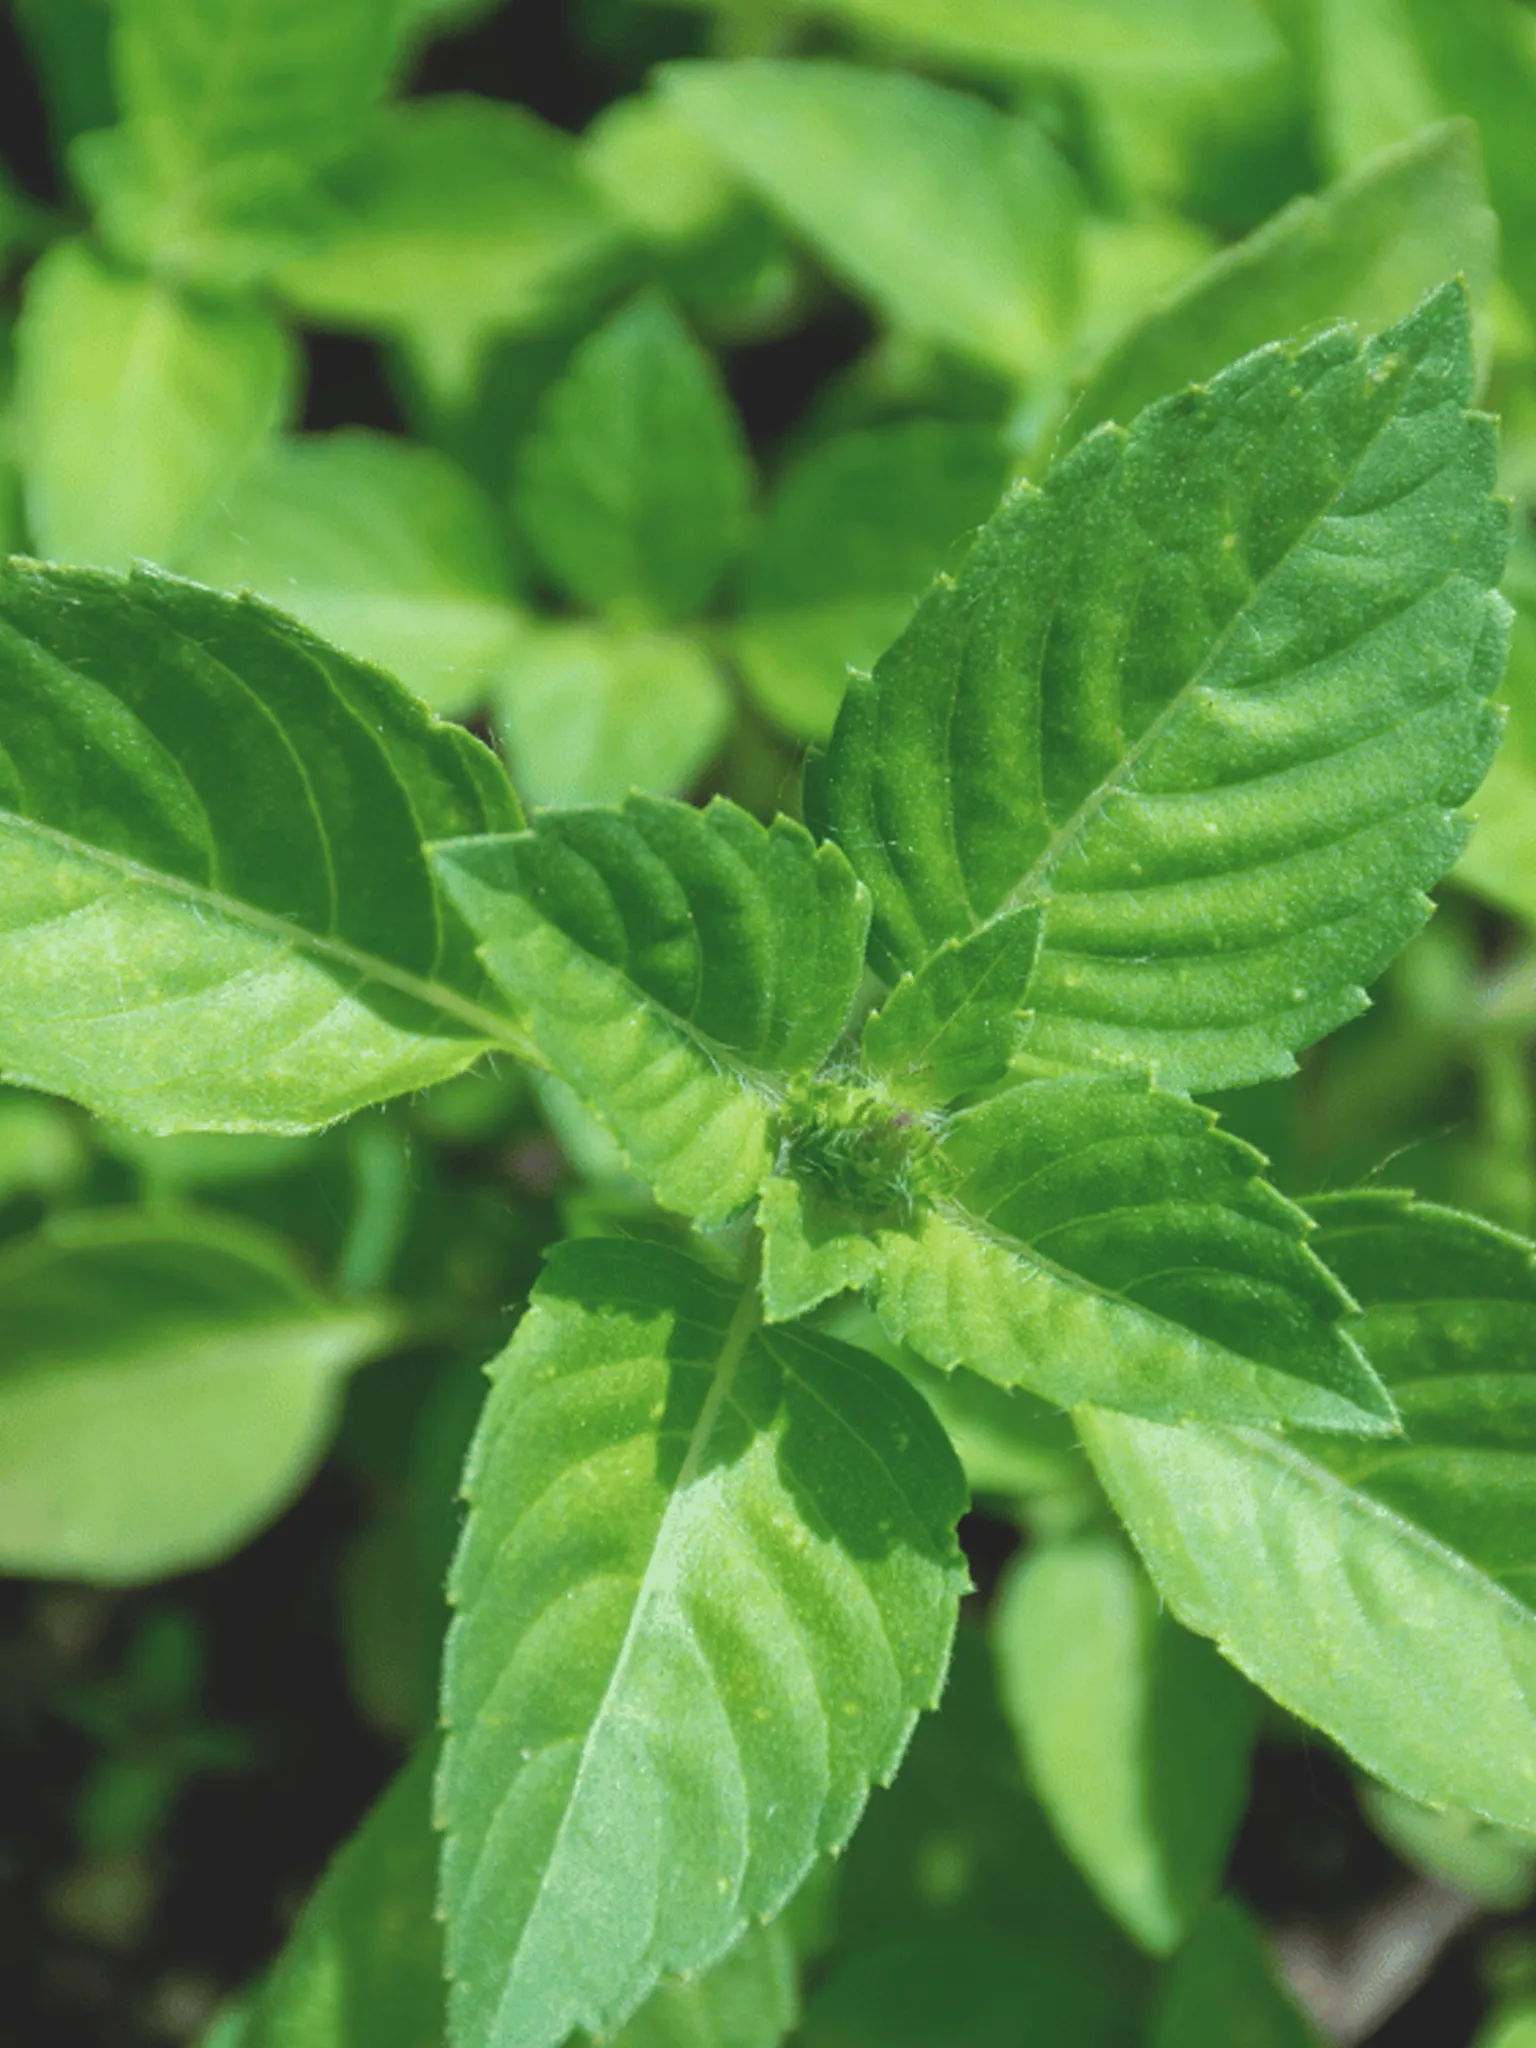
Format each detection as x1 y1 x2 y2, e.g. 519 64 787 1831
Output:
806 0 1283 78
1307 0 1442 173
1081 1195 1536 1833
587 1921 798 2048
861 911 1044 1107
244 1749 444 2048
1457 569 1536 927
113 0 396 192
432 797 868 1220
0 1208 395 1582
732 422 1011 742
437 1237 966 2048
0 563 527 1134
14 239 293 567
875 1085 1392 1434
1301 1191 1536 1603
661 60 1081 380
1149 1900 1319 2048
1361 1782 1536 1911
276 98 626 404
512 291 753 626
1062 121 1497 455
1394 0 1536 326
813 284 1508 1092
176 429 524 719
993 1533 1257 1954
801 1929 1136 2048
491 623 730 809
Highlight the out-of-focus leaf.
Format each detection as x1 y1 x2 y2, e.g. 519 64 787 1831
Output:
176 430 523 719
1308 0 1440 174
1361 1782 1536 1910
277 98 627 403
1458 565 1536 928
662 60 1081 380
13 0 116 154
0 1209 396 1582
14 240 292 568
492 623 730 808
807 0 1283 78
800 1929 1135 2048
732 421 1010 740
512 291 753 625
1061 120 1496 455
1149 1900 1319 2048
993 1534 1257 1953
244 1750 443 2048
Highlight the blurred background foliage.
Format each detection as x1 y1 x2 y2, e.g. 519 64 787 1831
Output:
5 1 1536 2043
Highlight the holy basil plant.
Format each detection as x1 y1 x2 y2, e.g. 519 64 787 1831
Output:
1 282 1527 2048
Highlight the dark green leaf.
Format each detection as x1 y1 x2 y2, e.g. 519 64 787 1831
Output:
0 1208 395 1582
993 1533 1257 1953
437 1238 966 2048
813 284 1508 1092
432 797 868 1220
512 291 753 626
245 1749 443 2048
661 60 1081 379
1149 1900 1319 2048
0 564 527 1133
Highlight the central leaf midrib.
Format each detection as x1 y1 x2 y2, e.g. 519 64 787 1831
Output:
2 810 541 1060
993 349 1422 931
495 1273 766 2024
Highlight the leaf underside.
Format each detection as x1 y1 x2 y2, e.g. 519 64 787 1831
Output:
437 1238 966 2048
0 563 523 1133
811 282 1508 1093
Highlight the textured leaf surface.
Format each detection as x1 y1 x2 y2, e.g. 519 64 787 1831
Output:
437 1238 966 2048
276 99 623 401
245 1750 443 2048
1082 1193 1536 1834
870 1076 1393 1433
1149 1900 1318 2048
14 239 293 567
1063 121 1496 454
861 910 1043 1106
814 285 1507 1092
512 291 753 626
993 1534 1257 1954
492 623 730 809
0 563 526 1133
0 1209 394 1582
661 60 1080 379
1302 1191 1536 1604
732 421 1010 740
433 798 867 1219
177 429 524 718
